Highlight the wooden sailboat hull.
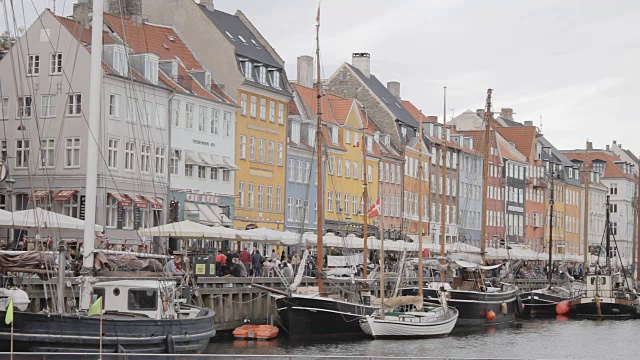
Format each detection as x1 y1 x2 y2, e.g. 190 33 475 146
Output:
519 291 575 318
275 294 377 338
569 297 640 319
402 287 518 326
359 308 459 339
0 307 215 353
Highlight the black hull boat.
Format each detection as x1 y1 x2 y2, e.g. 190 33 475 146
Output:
0 305 215 353
519 287 575 318
569 297 640 320
402 286 519 326
275 294 377 338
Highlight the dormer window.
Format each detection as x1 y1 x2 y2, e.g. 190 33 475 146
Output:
243 61 253 81
144 54 159 85
330 126 338 145
401 126 407 138
592 161 605 174
225 31 234 40
384 135 390 147
291 122 301 144
250 39 260 48
109 44 128 77
308 127 315 147
258 66 267 84
205 71 212 90
366 135 373 152
270 70 281 89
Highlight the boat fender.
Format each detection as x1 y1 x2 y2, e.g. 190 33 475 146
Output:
486 310 496 321
555 301 570 315
515 295 524 316
165 334 176 354
115 344 126 354
501 302 508 315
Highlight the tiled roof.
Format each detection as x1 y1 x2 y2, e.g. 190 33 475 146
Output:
288 98 300 116
496 132 527 163
346 64 418 129
56 14 116 46
198 5 280 68
494 126 536 160
562 151 634 180
293 83 341 125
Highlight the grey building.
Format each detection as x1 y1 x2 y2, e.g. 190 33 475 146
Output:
453 134 483 248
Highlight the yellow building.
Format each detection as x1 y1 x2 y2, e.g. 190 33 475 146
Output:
235 88 290 230
564 184 582 256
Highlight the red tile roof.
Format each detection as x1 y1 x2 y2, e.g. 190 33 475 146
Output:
494 126 537 161
562 151 634 180
293 83 342 125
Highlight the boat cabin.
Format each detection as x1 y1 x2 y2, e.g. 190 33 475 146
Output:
585 274 615 298
90 280 178 319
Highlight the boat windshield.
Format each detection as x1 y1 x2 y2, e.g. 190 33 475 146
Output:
128 289 158 311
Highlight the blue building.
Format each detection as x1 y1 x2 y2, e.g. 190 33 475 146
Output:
453 134 483 249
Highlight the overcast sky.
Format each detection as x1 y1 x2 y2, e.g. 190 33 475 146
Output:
5 0 640 154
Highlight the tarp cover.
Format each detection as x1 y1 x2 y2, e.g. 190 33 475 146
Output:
0 251 56 269
93 252 163 272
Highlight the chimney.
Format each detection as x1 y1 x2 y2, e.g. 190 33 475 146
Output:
606 145 610 151
72 2 91 29
613 140 617 147
387 81 400 100
476 109 485 119
524 120 533 126
500 108 513 120
427 116 438 123
586 141 593 150
297 55 314 88
352 52 370 78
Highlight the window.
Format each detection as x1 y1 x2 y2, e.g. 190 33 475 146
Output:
144 57 159 85
198 106 206 131
140 144 151 172
61 193 80 218
41 95 56 118
17 96 33 118
185 164 193 177
368 165 373 183
109 94 120 118
249 137 256 161
64 137 80 168
210 167 218 180
112 46 128 76
337 158 343 176
258 185 264 210
250 96 257 118
276 186 282 212
171 100 180 127
270 70 281 88
267 186 273 211
0 141 6 162
39 139 55 168
156 104 166 128
127 98 138 122
278 103 284 124
28 55 40 75
170 150 179 175
291 122 301 144
198 165 206 179
353 195 358 214
239 135 247 160
610 203 618 213
327 191 333 212
353 161 359 179
108 138 119 169
344 193 350 214
143 101 152 125
125 141 135 171
287 197 294 221
106 195 118 228
243 61 253 80
128 289 157 311
238 182 245 208
185 103 194 128
258 66 267 84
240 93 247 116
1 97 8 119
277 143 283 166
259 139 266 162
345 130 351 144
268 141 275 164
344 159 350 178
610 183 618 195
155 147 165 174
297 160 303 182
269 100 275 122
248 183 255 209
223 112 231 137
66 94 82 115
210 109 219 134
305 162 311 183
50 53 63 74
611 222 617 236
330 126 338 145
289 160 295 181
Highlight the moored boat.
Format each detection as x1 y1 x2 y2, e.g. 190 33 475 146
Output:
233 325 279 340
359 306 459 339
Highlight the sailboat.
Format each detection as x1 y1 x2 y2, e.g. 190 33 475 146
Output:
568 195 640 319
274 7 377 338
402 89 519 327
359 114 458 339
519 161 578 318
0 1 215 353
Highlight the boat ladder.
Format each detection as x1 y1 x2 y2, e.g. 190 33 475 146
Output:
273 265 290 288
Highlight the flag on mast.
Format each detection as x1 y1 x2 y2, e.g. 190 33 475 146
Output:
5 298 13 325
87 296 103 316
316 2 321 25
367 198 381 218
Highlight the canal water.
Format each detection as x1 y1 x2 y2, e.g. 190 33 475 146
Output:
206 318 638 359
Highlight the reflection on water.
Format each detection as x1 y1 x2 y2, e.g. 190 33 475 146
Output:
207 319 638 359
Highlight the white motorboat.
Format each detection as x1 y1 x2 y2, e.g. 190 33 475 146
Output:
359 306 458 339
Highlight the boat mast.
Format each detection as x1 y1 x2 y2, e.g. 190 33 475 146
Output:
547 164 555 287
361 112 369 282
80 0 103 310
633 174 638 277
417 112 424 301
315 8 324 294
379 210 385 319
480 89 493 264
583 150 589 265
440 87 447 282
605 195 611 271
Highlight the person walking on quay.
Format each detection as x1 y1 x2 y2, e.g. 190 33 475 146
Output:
215 250 227 276
252 249 264 277
291 251 300 272
164 254 185 274
240 248 251 272
270 249 279 261
281 261 293 277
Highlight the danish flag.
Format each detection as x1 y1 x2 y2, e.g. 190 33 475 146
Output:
367 198 381 218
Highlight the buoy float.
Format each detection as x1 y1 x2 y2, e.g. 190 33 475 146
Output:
486 310 496 321
555 301 570 315
501 302 508 315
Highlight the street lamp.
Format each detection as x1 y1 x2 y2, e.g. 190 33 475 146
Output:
5 175 15 247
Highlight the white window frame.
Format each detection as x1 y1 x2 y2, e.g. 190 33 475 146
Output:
239 135 247 160
66 94 82 116
250 96 257 118
125 141 135 171
269 100 275 122
198 106 207 132
109 94 120 118
155 146 165 175
140 144 151 173
240 93 247 116
1 97 8 120
210 108 219 134
278 103 284 124
39 138 55 168
41 94 57 118
27 54 40 76
64 137 81 168
108 138 119 169
156 104 166 128
185 103 194 128
17 96 33 119
50 53 63 75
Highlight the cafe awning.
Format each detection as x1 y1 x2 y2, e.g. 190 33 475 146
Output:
53 190 78 201
30 190 50 201
146 196 163 209
109 193 132 206
185 150 200 165
129 194 147 208
222 156 240 170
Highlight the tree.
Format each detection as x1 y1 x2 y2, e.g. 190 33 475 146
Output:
0 27 25 50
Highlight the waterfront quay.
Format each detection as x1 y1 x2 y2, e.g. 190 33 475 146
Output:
18 275 559 331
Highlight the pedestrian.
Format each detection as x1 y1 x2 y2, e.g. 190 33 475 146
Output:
281 261 293 277
270 249 279 261
164 255 185 274
291 251 300 271
251 249 264 277
215 250 227 276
